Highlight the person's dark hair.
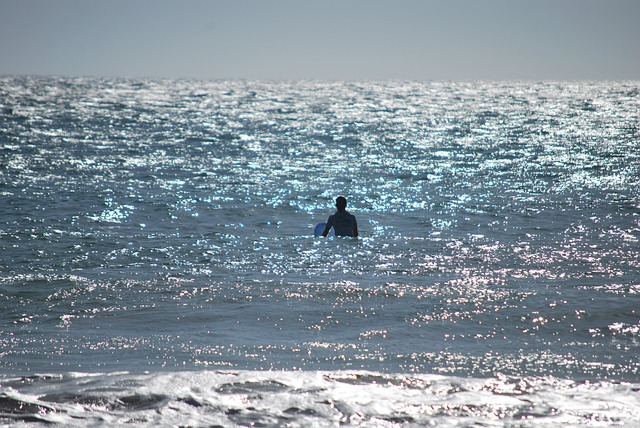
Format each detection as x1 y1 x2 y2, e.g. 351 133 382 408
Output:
336 196 347 211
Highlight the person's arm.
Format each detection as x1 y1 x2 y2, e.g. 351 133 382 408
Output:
322 219 332 237
352 217 359 237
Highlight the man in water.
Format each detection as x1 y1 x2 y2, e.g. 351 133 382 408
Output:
322 196 359 237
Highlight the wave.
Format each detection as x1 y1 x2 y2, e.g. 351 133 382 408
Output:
1 370 638 427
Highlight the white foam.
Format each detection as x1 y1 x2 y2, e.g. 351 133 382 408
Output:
1 370 639 427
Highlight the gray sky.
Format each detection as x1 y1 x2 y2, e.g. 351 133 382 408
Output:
1 0 639 80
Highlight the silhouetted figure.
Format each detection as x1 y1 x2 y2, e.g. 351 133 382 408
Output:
322 196 359 237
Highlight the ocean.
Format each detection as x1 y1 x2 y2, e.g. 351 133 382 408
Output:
0 76 639 426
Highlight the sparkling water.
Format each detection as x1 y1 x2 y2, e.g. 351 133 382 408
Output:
1 77 639 426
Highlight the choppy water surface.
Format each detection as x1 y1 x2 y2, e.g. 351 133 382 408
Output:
0 77 639 426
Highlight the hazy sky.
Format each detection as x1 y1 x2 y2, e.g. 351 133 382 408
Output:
1 0 639 80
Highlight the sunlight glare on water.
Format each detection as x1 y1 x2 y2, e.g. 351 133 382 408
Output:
0 77 639 384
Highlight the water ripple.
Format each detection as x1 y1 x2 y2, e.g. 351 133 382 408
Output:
0 77 638 379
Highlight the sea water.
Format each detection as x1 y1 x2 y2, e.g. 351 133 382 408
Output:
0 77 639 426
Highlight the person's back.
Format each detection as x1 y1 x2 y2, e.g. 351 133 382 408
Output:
323 196 358 237
327 210 357 236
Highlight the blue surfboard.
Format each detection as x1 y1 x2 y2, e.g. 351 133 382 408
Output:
314 222 334 237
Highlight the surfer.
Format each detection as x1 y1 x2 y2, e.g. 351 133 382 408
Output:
322 196 359 237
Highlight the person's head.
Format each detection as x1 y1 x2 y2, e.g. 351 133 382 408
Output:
335 196 347 212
